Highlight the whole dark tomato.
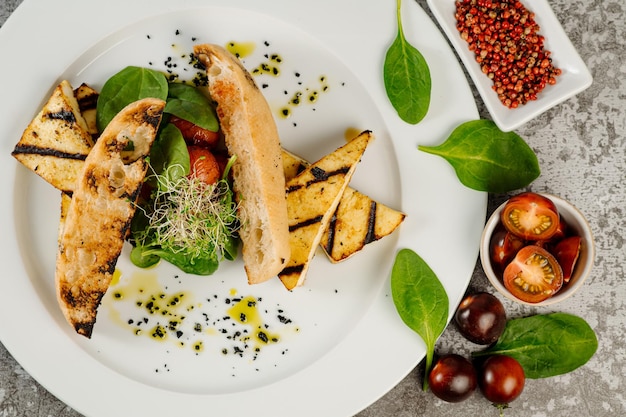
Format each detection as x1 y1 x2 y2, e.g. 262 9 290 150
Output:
428 354 478 403
490 225 525 273
503 245 564 303
501 192 560 241
454 292 507 345
188 146 221 185
478 355 525 405
553 236 582 283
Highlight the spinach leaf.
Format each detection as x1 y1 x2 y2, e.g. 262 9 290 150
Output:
149 123 190 185
391 248 449 390
474 313 598 379
418 119 540 192
145 246 220 276
129 244 161 269
383 0 431 124
165 83 219 132
97 66 168 132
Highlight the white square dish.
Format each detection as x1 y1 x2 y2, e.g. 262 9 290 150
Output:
427 0 593 131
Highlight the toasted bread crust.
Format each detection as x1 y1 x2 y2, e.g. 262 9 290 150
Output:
194 44 290 285
55 98 164 337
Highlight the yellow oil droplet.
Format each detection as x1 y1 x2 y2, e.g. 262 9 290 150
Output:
192 341 204 353
110 269 122 286
225 41 256 58
344 127 364 142
227 296 280 346
229 288 238 296
150 324 168 341
279 107 292 119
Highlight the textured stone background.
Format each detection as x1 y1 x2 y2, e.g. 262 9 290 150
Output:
1 0 624 416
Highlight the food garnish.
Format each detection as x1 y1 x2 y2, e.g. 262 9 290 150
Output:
391 248 449 391
455 0 562 108
418 119 540 193
474 312 598 379
384 0 431 124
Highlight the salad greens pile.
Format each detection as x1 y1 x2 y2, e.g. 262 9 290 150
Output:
97 66 240 275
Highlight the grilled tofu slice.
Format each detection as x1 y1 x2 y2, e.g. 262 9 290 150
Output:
282 147 405 263
73 83 100 138
55 98 165 338
320 187 405 262
11 80 94 194
278 131 374 290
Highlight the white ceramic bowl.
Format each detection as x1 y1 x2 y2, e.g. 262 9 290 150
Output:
480 193 595 306
427 0 593 132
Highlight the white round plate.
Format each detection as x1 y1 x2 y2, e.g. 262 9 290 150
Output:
0 0 485 416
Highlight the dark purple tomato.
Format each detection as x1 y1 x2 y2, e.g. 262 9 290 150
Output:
478 355 525 405
454 292 507 345
428 354 478 403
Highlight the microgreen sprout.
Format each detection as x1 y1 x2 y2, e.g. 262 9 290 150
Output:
132 156 240 272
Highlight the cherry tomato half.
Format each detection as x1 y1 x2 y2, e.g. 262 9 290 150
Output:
503 245 563 303
501 192 560 241
170 116 220 148
553 236 582 283
188 146 221 185
490 225 526 273
478 355 525 405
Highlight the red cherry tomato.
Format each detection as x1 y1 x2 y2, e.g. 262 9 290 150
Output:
503 245 563 303
553 236 582 283
428 354 478 403
170 116 220 148
478 355 525 405
188 146 221 185
501 192 560 241
490 225 526 273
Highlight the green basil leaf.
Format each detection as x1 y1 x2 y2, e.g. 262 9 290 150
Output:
165 83 219 132
383 0 431 124
97 66 168 132
474 313 598 379
391 248 449 390
150 124 190 184
418 119 540 192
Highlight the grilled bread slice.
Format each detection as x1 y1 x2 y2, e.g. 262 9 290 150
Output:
278 131 374 290
282 148 405 262
56 98 165 338
194 43 290 285
11 80 94 194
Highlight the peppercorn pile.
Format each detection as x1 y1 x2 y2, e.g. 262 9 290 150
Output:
455 0 562 108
